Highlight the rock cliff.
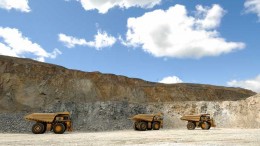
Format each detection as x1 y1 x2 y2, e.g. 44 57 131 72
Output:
0 55 258 132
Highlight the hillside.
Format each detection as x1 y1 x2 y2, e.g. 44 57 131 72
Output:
0 55 258 132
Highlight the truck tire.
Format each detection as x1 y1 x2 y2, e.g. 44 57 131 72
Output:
152 122 160 130
139 122 147 131
32 123 45 134
41 123 47 134
187 122 195 130
134 122 139 130
53 123 65 134
207 123 211 130
201 122 210 130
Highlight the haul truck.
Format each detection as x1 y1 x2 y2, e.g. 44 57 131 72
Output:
130 113 164 131
24 112 72 134
180 114 216 130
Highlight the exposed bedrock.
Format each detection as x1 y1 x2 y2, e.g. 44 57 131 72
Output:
0 55 258 132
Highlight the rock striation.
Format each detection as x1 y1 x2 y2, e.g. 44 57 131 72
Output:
0 55 258 132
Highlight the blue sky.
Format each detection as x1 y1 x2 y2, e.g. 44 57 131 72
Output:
0 0 260 92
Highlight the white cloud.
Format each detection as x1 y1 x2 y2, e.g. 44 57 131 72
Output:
0 0 30 12
123 4 245 59
159 76 183 84
244 0 260 19
195 5 225 29
227 75 260 93
0 27 61 62
59 30 116 50
88 30 117 49
58 33 88 48
78 0 161 14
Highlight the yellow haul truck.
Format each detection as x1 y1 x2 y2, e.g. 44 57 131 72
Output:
180 114 216 130
130 113 164 131
24 112 72 134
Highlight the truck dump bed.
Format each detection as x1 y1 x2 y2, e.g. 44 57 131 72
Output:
24 112 70 123
131 114 155 122
180 114 210 122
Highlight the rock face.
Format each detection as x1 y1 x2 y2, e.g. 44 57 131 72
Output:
157 94 260 129
0 55 258 132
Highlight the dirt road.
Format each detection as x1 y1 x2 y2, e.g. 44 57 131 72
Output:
0 128 259 146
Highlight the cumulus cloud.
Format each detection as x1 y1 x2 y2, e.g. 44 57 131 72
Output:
123 4 245 59
0 0 30 12
0 27 61 62
227 75 260 93
159 76 183 84
59 30 116 50
244 0 260 19
78 0 161 14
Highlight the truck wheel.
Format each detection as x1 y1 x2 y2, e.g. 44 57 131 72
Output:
201 122 210 130
134 122 139 130
152 122 160 130
53 123 65 134
207 123 211 130
139 122 147 131
41 123 47 134
187 122 195 130
32 123 45 134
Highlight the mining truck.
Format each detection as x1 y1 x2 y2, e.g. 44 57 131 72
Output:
130 113 164 131
180 113 216 130
24 112 72 134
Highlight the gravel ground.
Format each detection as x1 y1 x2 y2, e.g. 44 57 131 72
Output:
0 128 259 146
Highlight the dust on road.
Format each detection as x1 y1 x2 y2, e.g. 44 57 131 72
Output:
0 128 259 146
